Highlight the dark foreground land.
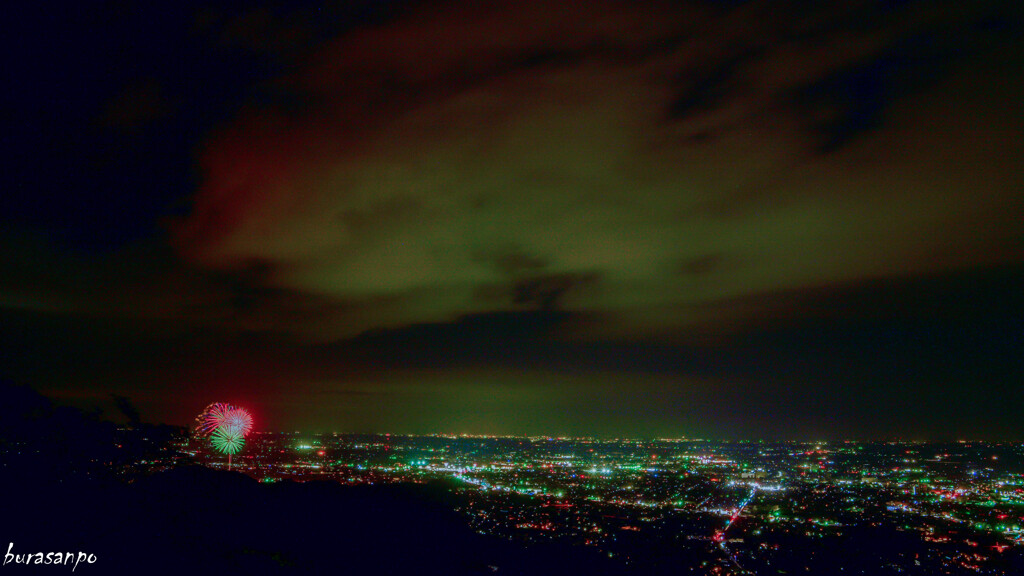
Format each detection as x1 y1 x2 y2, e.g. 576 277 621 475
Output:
1 466 625 575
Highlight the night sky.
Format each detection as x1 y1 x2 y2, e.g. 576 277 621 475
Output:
2 0 1022 439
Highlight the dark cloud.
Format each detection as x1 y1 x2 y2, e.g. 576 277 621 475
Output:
509 272 599 310
111 394 142 425
667 47 765 120
791 13 1022 153
677 253 727 277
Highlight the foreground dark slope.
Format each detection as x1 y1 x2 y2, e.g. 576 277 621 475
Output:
1 466 625 575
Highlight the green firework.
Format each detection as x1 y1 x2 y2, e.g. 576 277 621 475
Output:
210 426 245 455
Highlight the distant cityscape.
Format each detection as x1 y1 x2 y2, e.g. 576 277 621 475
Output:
131 433 1024 575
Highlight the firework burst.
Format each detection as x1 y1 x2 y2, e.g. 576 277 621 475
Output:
194 402 232 437
210 426 245 455
221 407 253 437
195 403 254 437
194 402 254 468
